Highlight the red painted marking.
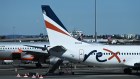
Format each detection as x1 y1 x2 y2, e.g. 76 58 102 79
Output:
12 48 23 54
103 48 121 63
45 20 69 36
18 48 23 53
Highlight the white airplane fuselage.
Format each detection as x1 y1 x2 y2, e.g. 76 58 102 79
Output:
60 44 140 67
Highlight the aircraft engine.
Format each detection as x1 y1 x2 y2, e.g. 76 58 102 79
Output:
21 54 34 61
46 57 60 65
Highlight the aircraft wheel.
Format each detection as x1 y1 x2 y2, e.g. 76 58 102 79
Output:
124 68 132 74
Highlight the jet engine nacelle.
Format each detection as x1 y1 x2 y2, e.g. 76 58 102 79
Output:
21 54 34 61
45 57 60 65
46 57 69 65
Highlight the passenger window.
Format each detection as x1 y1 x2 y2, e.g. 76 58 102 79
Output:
134 53 136 55
124 53 126 55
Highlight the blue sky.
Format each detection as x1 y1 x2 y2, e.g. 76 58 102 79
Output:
0 0 140 35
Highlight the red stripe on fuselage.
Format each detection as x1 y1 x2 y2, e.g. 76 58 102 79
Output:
45 20 69 36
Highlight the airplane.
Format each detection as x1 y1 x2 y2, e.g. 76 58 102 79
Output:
42 5 140 74
0 42 54 67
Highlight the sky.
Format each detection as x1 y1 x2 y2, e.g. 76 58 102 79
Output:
0 0 140 35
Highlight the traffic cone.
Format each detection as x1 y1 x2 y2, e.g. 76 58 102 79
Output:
32 75 36 78
23 74 28 78
16 73 21 77
39 75 43 79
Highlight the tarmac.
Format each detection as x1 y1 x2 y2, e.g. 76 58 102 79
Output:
0 64 140 79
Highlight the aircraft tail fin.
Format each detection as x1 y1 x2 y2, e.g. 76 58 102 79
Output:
41 5 88 48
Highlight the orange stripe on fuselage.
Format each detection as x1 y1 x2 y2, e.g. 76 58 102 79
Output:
45 20 69 36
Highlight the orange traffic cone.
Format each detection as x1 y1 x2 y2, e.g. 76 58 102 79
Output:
32 75 36 78
23 74 28 78
16 73 21 77
39 75 43 79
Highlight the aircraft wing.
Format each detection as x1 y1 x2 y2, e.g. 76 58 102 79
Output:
22 50 50 61
23 50 49 56
49 46 66 52
49 46 67 57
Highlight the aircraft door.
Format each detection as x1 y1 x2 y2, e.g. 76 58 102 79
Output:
79 49 84 61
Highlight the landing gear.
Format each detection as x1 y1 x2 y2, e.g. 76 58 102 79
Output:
124 68 132 74
70 63 74 75
58 62 75 75
36 62 42 68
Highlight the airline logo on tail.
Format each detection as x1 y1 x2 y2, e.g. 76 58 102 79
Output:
42 5 71 36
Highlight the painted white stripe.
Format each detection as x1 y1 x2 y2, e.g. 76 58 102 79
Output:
43 14 71 36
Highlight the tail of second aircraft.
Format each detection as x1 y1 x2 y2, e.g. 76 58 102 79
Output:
41 5 88 48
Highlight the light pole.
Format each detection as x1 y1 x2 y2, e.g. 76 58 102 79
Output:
95 0 97 42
